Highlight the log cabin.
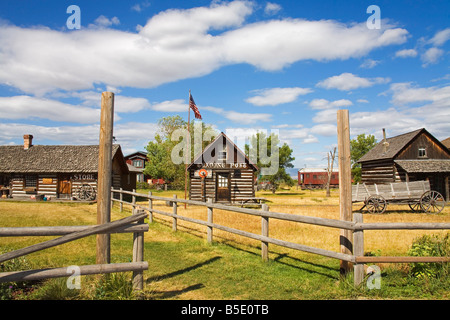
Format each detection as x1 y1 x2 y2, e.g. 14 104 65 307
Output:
357 128 450 200
0 134 136 200
187 132 258 203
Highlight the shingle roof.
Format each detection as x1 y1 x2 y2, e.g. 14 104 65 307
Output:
0 144 121 173
358 128 424 163
395 159 450 173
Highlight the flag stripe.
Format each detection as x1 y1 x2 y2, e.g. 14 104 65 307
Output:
189 93 202 119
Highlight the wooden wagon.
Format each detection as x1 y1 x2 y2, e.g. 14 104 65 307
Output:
352 180 446 214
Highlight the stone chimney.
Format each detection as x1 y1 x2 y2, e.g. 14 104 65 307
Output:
23 134 33 150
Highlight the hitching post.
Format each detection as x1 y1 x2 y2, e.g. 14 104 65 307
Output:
96 91 114 265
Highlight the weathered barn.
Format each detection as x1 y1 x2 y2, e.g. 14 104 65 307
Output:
188 132 258 203
298 168 339 189
357 128 450 200
0 134 135 200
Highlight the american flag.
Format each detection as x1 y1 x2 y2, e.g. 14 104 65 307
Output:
189 92 202 120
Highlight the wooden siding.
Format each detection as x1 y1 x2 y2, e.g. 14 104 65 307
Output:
396 132 450 160
361 159 395 184
189 169 255 203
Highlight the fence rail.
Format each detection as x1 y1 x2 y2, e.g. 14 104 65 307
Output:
0 211 148 290
112 188 450 287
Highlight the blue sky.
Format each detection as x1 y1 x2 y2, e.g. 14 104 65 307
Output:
0 0 449 170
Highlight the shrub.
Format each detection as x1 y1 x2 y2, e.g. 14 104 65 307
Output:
407 233 449 279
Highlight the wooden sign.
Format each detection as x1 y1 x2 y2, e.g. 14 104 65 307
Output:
203 163 247 169
42 178 53 185
71 174 96 181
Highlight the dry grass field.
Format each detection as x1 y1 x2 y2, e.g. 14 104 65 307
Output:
0 187 448 300
142 187 450 258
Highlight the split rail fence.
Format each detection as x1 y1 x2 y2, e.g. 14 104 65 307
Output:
0 210 148 291
112 187 450 287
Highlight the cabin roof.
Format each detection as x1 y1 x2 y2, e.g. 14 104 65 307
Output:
357 128 450 163
187 132 258 171
394 159 450 173
0 144 124 173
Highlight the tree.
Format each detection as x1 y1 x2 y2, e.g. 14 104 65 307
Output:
245 132 295 193
325 147 337 197
350 133 377 183
144 116 216 189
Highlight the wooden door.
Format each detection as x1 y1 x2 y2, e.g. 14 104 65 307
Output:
216 172 230 202
58 176 71 194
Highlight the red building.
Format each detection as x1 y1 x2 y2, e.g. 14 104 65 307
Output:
298 168 339 189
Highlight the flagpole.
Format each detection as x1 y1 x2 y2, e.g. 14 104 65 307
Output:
185 90 191 209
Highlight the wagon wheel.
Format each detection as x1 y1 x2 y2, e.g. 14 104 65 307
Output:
408 201 422 213
420 191 445 214
365 196 387 214
74 184 96 201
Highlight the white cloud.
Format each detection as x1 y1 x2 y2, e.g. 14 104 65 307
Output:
308 98 352 110
0 121 158 153
302 135 319 144
390 82 450 107
150 99 187 112
221 20 408 71
359 59 379 69
246 87 312 106
89 15 120 28
421 47 444 66
310 124 337 136
131 1 151 13
264 2 282 15
316 73 390 91
203 106 272 124
429 28 450 46
0 1 408 96
357 99 369 103
395 48 418 58
0 95 100 123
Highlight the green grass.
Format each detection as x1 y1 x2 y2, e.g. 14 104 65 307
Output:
0 195 449 300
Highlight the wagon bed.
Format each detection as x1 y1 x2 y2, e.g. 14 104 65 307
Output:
352 180 446 214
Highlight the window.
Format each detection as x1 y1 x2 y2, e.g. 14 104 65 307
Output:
133 160 143 167
218 174 228 188
418 147 427 158
313 175 317 180
24 175 37 188
234 170 241 178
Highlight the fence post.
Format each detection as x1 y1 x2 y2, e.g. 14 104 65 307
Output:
207 198 213 244
96 91 114 265
172 194 177 232
148 191 153 223
132 189 136 212
261 204 269 262
132 208 145 293
353 212 364 287
119 187 123 212
337 109 353 275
